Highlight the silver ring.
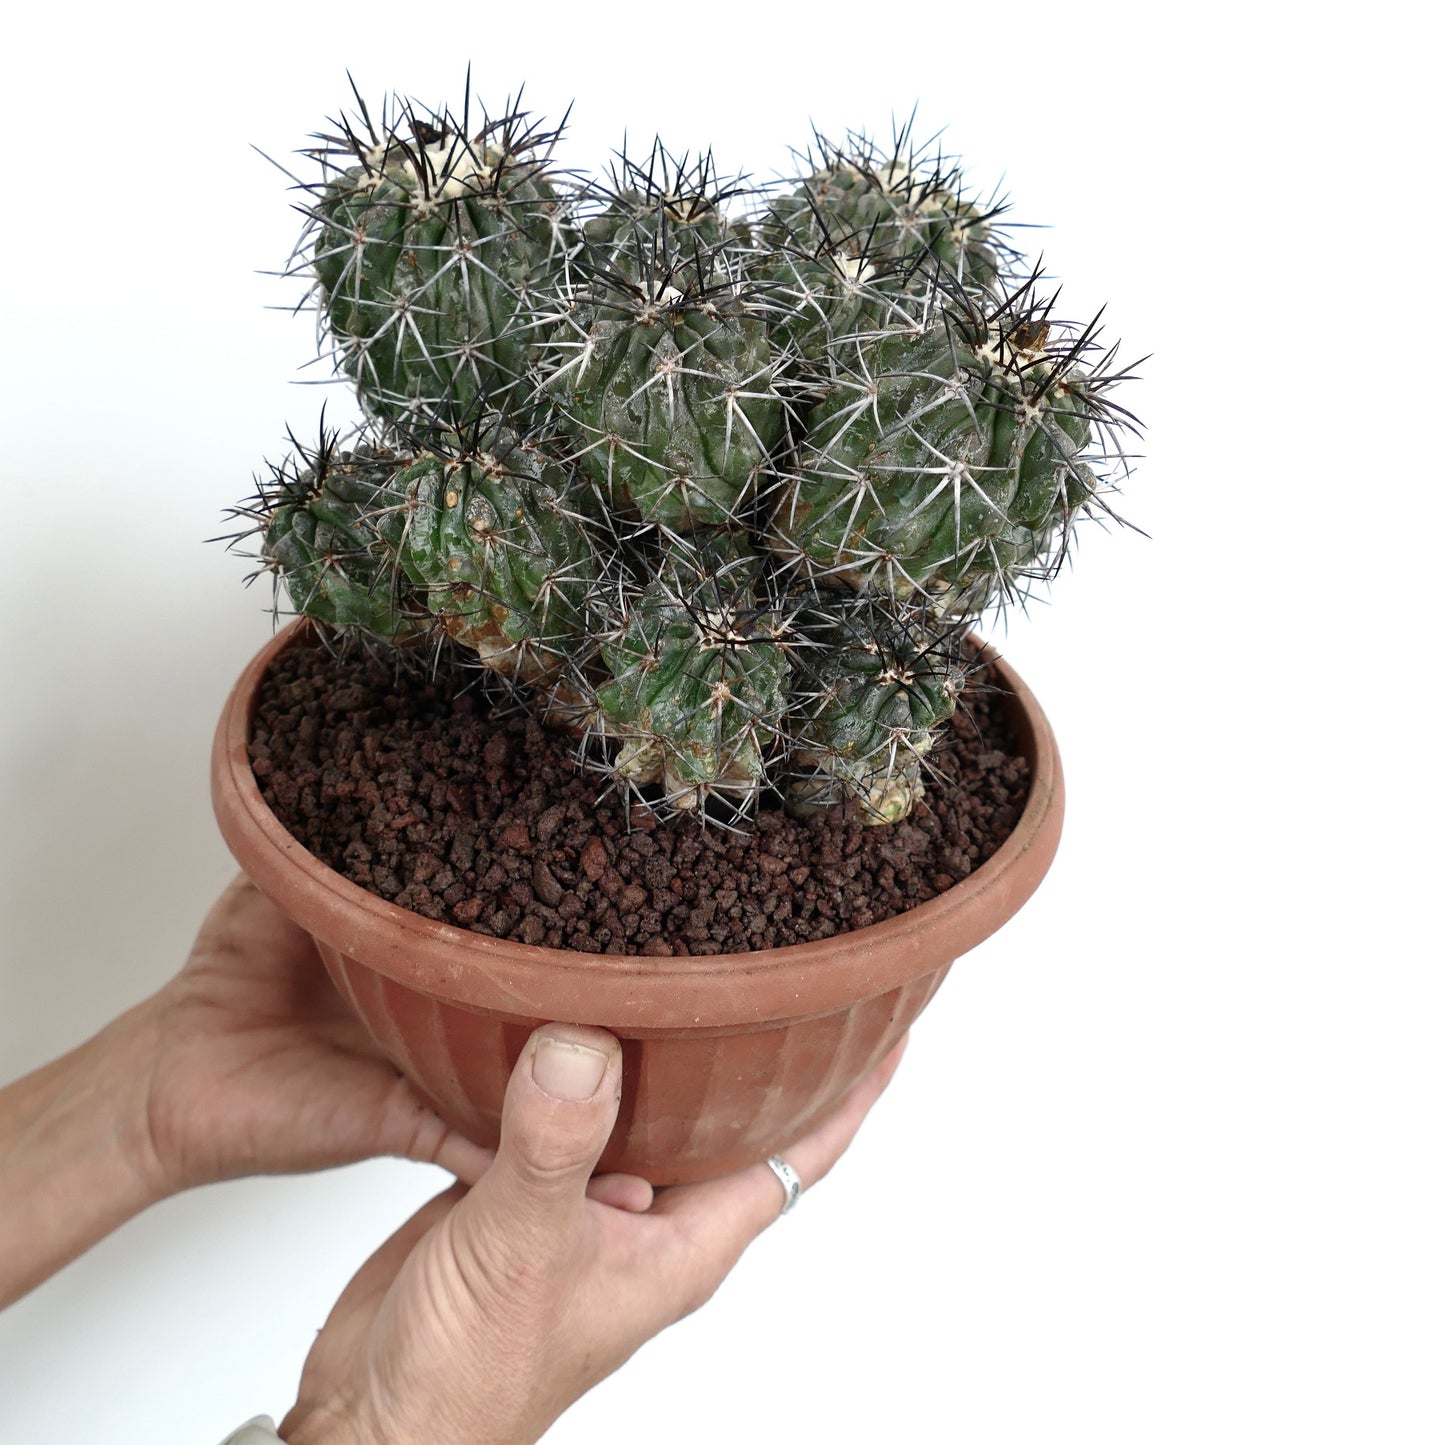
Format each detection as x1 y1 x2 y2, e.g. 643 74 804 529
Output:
765 1155 802 1215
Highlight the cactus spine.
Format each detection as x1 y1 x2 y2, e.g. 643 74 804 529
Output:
596 541 790 812
301 91 573 426
547 263 785 534
774 281 1105 613
239 87 1137 827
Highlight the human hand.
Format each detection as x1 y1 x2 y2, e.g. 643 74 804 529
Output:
134 874 493 1196
0 876 752 1308
280 1023 906 1445
1 874 498 1307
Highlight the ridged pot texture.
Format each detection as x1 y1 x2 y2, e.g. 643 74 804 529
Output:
212 622 1064 1185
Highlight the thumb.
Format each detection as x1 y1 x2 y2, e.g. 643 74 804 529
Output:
462 1024 624 1245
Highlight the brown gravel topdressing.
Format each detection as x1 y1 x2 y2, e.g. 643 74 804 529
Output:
248 641 1032 956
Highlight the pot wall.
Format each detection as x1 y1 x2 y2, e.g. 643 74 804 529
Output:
213 622 1063 1184
322 944 943 1181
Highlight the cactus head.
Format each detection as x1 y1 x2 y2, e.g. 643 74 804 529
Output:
771 275 1131 615
247 426 427 641
396 421 598 683
581 140 752 285
755 223 905 367
300 87 575 428
788 600 973 824
595 537 791 816
546 244 786 535
765 116 1012 295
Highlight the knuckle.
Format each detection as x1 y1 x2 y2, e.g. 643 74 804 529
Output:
393 1092 449 1165
503 1107 606 1189
506 1132 594 1191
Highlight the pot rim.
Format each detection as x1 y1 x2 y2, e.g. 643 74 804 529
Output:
213 620 1064 1029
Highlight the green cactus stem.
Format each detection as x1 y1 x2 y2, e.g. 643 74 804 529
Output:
300 90 575 427
398 429 598 682
756 237 901 368
772 278 1127 613
787 602 971 823
764 116 1012 295
252 430 426 641
546 253 785 534
595 540 791 814
580 140 752 286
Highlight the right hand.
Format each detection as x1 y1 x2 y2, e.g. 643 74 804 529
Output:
281 1023 907 1445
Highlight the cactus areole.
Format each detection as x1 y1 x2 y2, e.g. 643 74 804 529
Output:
232 87 1140 831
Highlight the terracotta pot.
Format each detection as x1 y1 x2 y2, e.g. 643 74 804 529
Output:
212 621 1064 1185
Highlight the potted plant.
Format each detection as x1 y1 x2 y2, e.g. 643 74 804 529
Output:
213 85 1137 1184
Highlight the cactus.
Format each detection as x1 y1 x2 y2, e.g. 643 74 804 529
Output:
545 229 785 536
763 116 1012 292
595 539 790 815
757 116 1017 366
238 84 1138 827
787 601 974 825
397 428 598 681
243 428 427 642
772 275 1111 613
298 87 575 427
580 140 751 284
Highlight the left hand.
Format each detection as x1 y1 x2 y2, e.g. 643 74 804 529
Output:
135 874 491 1195
0 875 673 1308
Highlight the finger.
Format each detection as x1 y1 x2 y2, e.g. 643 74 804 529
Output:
455 1024 624 1250
366 1073 638 1197
428 1127 494 1187
585 1172 654 1213
380 1078 496 1185
295 1064 497 1183
369 1064 640 1200
652 1034 908 1261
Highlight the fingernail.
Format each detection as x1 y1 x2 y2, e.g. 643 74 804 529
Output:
532 1036 608 1101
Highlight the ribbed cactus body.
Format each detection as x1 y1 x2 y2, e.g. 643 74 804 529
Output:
311 124 570 425
788 605 968 823
581 143 749 288
550 289 784 532
247 92 1136 828
767 158 1000 293
758 246 897 365
775 309 1097 610
398 439 596 680
261 449 424 640
584 198 728 251
596 544 790 811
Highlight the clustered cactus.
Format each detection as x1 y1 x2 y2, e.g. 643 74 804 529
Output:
235 84 1137 826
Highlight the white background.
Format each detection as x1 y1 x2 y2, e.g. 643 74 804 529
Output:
1 2 1439 1441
